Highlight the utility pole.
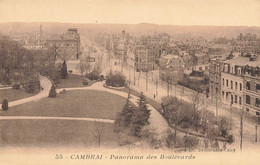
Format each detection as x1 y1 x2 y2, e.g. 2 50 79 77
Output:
256 125 258 142
167 78 170 97
216 94 219 122
175 82 177 98
240 107 244 152
156 77 158 96
146 71 148 92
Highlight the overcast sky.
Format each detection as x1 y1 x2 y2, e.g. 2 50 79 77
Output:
0 0 259 26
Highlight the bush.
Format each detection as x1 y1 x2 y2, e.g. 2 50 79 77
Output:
12 83 20 90
82 79 89 86
48 85 57 98
106 72 126 87
226 134 234 144
183 136 199 150
2 99 8 110
23 78 40 93
99 75 105 81
86 70 100 81
166 129 176 149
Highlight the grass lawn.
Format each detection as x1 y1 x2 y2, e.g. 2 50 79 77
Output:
0 120 118 147
57 74 94 89
2 90 127 120
0 88 39 102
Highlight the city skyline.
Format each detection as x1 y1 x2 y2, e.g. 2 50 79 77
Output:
0 0 259 26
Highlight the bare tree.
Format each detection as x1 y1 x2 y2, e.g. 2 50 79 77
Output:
78 55 91 76
49 43 59 63
189 92 201 132
92 121 104 148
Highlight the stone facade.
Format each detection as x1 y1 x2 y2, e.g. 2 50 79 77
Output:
243 60 260 116
220 56 250 109
46 28 81 61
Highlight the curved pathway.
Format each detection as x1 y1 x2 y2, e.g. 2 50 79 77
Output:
0 75 52 110
57 81 169 137
0 116 114 123
0 78 169 138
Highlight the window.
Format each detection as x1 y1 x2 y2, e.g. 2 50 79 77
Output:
257 112 260 116
222 78 225 85
246 108 249 112
246 95 250 104
231 81 233 89
226 79 229 87
246 81 251 90
256 84 260 92
256 98 260 108
235 95 237 104
222 91 224 98
239 97 242 105
226 92 229 100
235 82 238 90
240 83 242 91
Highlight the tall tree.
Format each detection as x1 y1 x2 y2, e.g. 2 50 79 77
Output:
131 92 151 137
60 60 68 79
114 95 135 133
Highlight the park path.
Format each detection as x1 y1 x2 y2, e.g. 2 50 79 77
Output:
0 87 12 90
0 78 169 139
0 116 114 123
0 76 52 110
56 82 169 138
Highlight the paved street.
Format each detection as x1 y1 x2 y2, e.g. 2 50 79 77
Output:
87 40 260 152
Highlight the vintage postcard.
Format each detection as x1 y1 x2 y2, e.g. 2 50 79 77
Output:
0 0 259 164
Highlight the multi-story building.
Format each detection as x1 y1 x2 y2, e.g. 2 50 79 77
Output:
135 45 156 72
243 59 260 116
221 56 250 109
46 28 81 61
159 54 184 82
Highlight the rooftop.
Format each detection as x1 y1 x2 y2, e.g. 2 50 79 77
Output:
245 60 260 67
47 33 79 41
224 56 250 66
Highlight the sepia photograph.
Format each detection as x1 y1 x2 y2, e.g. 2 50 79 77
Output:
0 0 259 164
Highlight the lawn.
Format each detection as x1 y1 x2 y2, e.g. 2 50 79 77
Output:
0 88 39 102
2 90 127 120
0 120 117 147
57 74 94 89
